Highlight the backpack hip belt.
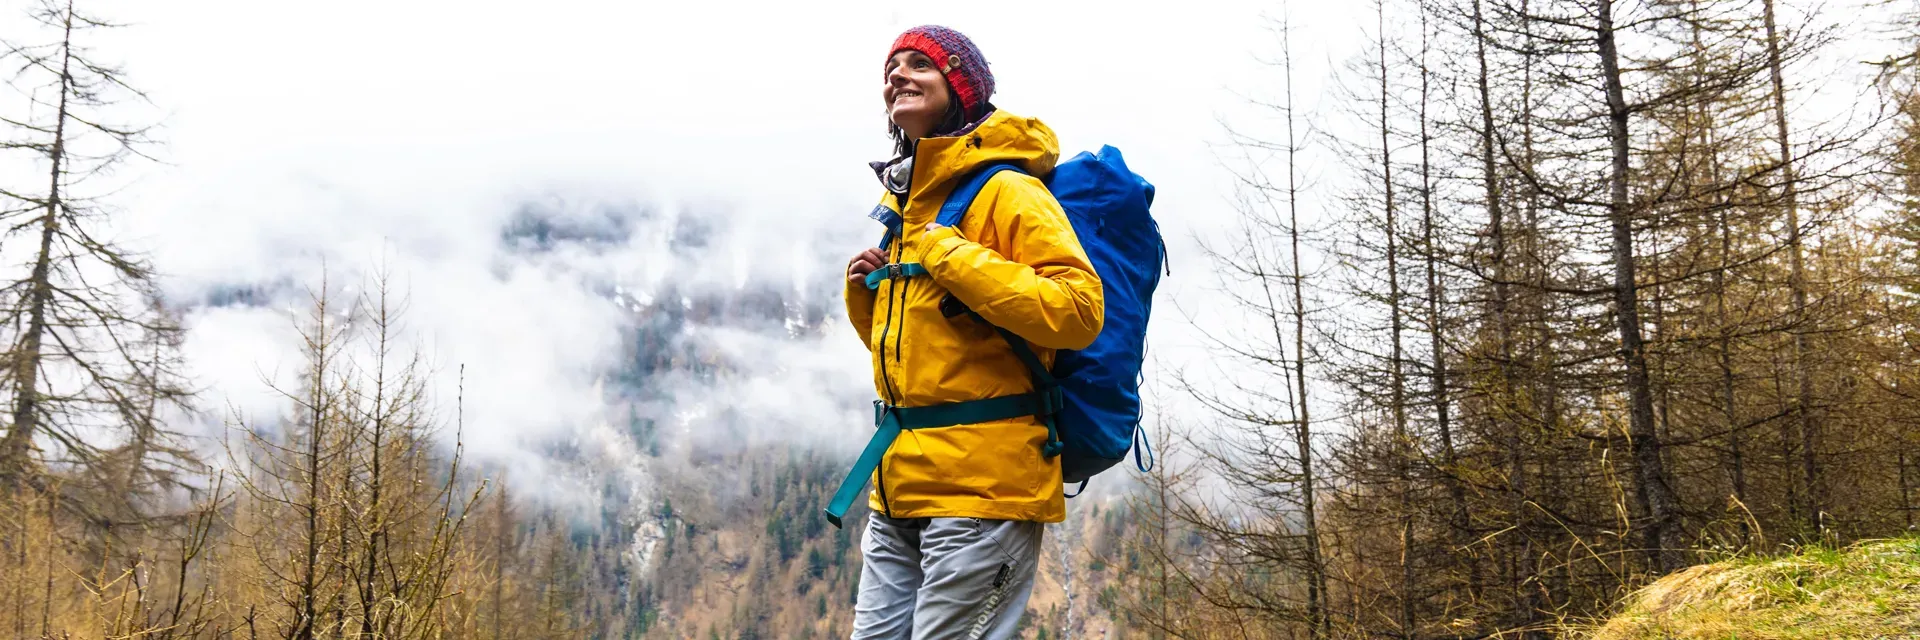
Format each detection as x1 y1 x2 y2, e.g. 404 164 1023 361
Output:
823 388 1064 528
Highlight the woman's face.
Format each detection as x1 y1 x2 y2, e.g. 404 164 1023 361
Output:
884 49 952 141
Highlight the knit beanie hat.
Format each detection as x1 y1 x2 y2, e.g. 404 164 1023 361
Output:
887 25 995 122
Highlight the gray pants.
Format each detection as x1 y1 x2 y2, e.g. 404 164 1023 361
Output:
850 515 1044 640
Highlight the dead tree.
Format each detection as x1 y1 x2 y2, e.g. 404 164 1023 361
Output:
0 0 193 498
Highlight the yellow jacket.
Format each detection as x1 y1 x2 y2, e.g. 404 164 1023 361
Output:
844 110 1105 523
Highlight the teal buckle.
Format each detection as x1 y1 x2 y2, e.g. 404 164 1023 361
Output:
864 262 928 290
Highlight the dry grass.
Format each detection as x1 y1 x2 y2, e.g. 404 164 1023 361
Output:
1589 537 1920 639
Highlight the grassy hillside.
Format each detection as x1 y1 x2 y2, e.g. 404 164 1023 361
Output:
1589 537 1920 639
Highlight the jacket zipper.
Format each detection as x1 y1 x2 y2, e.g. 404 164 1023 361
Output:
875 239 904 405
872 238 905 518
874 153 928 521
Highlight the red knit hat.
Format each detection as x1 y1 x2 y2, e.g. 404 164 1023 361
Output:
886 26 995 122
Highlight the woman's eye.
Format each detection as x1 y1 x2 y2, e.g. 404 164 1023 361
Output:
914 60 931 69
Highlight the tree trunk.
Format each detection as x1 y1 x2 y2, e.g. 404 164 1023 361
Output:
1718 213 1748 545
1515 0 1550 628
1598 0 1684 573
494 487 508 639
1762 0 1821 536
360 302 393 637
1423 0 1468 620
1282 13 1329 637
1468 1 1507 606
1900 445 1914 530
1692 2 1749 548
296 297 333 640
1375 1 1416 633
1 1 75 478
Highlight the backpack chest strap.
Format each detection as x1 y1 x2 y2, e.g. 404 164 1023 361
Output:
864 262 927 290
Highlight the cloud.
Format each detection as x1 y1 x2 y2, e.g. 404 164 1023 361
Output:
159 169 876 491
65 0 1392 504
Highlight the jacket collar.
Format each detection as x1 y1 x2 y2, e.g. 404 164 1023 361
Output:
868 109 1061 224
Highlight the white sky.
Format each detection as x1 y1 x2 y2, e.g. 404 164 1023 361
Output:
26 0 1892 498
2 0 1366 486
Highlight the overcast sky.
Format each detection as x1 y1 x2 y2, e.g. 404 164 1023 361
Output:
0 0 1363 485
22 0 1890 498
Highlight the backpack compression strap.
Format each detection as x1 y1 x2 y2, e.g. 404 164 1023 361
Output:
989 323 1066 458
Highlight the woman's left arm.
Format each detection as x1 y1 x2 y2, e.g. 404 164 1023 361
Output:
920 173 1104 350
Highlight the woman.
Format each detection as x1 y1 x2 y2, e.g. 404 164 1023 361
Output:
841 25 1105 639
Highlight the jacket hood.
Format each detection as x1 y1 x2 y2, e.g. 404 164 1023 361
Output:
900 109 1060 216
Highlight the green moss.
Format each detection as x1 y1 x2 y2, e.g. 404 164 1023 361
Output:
1590 537 1920 640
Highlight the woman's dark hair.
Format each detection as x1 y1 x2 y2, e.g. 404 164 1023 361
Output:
889 92 969 159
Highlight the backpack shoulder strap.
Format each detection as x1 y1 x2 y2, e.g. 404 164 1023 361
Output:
937 163 1028 229
873 205 902 250
874 164 1024 251
937 163 1063 457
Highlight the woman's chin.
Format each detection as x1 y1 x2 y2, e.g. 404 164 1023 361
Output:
891 111 937 134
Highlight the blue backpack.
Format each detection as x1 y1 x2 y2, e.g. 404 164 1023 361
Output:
824 146 1165 527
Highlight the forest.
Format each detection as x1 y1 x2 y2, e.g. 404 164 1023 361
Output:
2 0 1919 637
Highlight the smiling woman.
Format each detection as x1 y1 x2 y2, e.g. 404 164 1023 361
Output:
836 24 1108 640
882 49 958 142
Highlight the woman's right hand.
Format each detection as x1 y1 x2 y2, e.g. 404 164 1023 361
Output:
847 248 889 283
